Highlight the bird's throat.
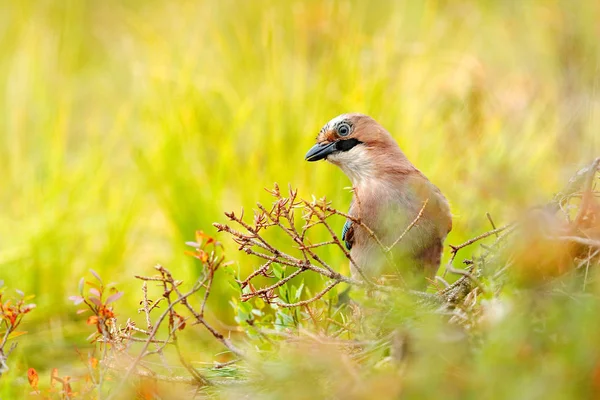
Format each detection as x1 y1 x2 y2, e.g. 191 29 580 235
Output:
327 145 375 185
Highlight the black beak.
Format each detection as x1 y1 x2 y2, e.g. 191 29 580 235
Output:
305 141 337 162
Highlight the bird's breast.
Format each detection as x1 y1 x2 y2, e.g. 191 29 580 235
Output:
347 176 451 280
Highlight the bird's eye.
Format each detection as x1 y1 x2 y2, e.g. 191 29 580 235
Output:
337 122 352 137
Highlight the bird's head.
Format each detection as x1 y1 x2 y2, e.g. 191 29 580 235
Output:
305 113 408 184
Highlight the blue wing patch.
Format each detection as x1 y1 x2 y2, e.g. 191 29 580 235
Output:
342 219 353 250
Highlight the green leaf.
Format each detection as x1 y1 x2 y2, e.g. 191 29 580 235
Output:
239 301 253 314
228 279 241 292
327 285 338 301
272 263 284 280
278 285 289 303
241 285 252 295
237 308 251 322
251 309 263 317
294 282 304 302
275 310 294 329
7 330 27 340
254 297 265 310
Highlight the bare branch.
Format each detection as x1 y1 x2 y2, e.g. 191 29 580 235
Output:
556 235 600 248
277 280 341 308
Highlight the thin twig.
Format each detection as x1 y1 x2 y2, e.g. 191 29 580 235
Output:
387 199 429 251
277 280 341 308
156 266 245 358
305 202 373 285
108 283 205 398
556 235 600 248
443 224 514 278
241 268 306 301
445 265 487 294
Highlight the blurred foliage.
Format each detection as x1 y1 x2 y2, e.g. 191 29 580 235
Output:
0 0 600 398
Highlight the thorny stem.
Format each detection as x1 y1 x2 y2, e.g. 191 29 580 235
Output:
326 208 390 265
158 269 205 383
277 281 341 308
141 282 153 332
241 267 306 301
214 222 352 283
109 284 204 399
156 266 244 358
240 259 274 288
387 199 428 251
259 201 339 277
557 235 600 248
443 224 514 279
450 224 513 255
138 281 175 374
200 269 214 318
305 202 374 285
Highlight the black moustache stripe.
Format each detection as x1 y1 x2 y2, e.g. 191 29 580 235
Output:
335 139 362 152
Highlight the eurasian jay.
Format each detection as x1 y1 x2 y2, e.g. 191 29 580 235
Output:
305 113 452 286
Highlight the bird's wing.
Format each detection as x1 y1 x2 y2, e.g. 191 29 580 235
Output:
407 171 453 236
342 219 354 250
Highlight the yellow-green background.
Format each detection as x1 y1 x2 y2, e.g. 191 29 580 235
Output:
1 0 599 394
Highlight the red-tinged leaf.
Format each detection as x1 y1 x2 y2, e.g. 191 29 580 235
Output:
89 269 103 284
89 288 101 298
89 357 99 369
69 296 85 305
174 313 187 331
85 281 100 290
88 296 102 307
105 291 124 305
27 368 39 390
199 250 209 262
22 303 36 313
87 316 99 325
195 230 208 241
8 330 27 340
76 309 88 314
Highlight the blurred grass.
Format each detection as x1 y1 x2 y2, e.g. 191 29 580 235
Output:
0 0 599 395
